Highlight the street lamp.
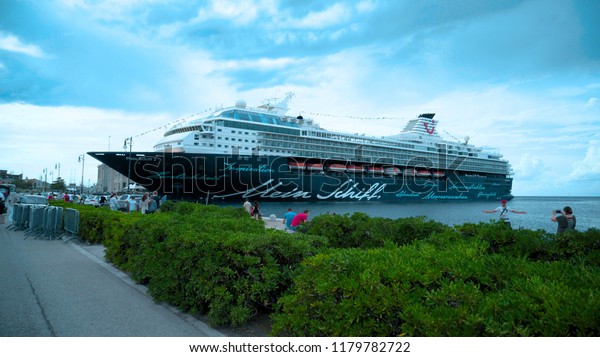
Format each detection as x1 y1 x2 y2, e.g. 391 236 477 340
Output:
42 168 47 193
123 137 133 193
78 154 85 194
55 163 61 178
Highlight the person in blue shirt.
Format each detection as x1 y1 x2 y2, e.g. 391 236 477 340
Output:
283 208 297 231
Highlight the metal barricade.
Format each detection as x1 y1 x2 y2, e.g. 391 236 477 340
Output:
24 205 46 239
41 206 64 240
62 208 80 240
7 204 23 230
9 204 31 231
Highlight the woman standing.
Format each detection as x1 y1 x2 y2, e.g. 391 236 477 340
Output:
250 201 261 220
141 193 149 214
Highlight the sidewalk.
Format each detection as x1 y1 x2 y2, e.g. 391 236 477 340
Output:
0 220 227 337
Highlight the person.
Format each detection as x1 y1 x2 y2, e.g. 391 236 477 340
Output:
483 199 526 228
152 191 161 210
290 210 310 231
551 206 576 234
109 193 118 211
99 195 107 206
243 199 252 215
128 195 137 213
63 193 71 202
147 196 157 214
140 193 149 214
250 201 261 220
0 191 6 216
283 208 297 231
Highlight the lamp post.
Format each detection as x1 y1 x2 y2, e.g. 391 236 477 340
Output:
123 137 133 193
42 168 47 193
55 163 61 178
78 154 85 194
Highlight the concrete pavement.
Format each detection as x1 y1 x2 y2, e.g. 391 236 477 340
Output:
0 220 225 337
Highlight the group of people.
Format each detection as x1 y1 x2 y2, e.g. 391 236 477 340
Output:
108 191 164 214
283 208 310 231
242 199 310 231
483 199 576 233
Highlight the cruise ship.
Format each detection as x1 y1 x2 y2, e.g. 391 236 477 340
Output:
88 93 513 202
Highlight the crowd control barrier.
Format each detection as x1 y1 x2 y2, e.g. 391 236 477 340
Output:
62 208 80 238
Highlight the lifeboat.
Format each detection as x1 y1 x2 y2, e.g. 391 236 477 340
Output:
346 165 364 173
403 168 416 176
433 171 445 178
328 164 347 172
384 167 400 176
367 166 384 175
307 163 324 171
288 162 306 170
416 170 430 177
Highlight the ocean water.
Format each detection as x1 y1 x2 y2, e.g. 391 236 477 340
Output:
221 196 600 233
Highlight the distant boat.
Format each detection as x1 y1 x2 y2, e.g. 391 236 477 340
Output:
416 170 431 177
403 169 417 176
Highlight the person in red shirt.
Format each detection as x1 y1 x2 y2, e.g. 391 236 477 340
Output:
290 210 310 231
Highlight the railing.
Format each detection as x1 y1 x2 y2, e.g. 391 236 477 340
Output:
61 208 80 240
7 204 74 241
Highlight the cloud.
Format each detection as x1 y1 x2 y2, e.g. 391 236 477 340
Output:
568 141 600 181
513 153 551 180
0 32 45 57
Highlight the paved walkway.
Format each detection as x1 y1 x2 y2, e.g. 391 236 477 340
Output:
0 218 225 337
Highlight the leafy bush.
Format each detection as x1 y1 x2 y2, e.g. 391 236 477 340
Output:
101 202 327 326
302 212 448 248
271 238 600 336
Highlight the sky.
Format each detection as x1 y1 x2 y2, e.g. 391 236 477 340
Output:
0 0 599 196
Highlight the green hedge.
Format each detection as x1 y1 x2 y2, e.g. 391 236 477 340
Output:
271 237 600 336
101 202 327 326
301 212 448 248
53 201 600 335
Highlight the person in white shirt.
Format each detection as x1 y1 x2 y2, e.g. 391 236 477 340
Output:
483 199 526 228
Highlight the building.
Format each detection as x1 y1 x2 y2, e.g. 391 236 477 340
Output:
96 164 141 193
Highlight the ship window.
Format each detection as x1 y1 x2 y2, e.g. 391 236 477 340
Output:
217 129 222 132
225 145 229 148
218 144 222 147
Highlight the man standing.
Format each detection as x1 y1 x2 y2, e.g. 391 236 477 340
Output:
109 193 118 211
283 208 297 231
483 199 526 228
291 210 310 231
243 199 252 215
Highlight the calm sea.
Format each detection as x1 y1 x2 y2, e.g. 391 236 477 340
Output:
221 196 600 233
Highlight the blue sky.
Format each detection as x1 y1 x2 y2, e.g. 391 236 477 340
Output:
1 0 599 196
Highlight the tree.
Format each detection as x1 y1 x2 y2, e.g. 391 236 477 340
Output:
51 177 67 192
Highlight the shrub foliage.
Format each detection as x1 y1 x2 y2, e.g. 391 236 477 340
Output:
55 201 600 335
